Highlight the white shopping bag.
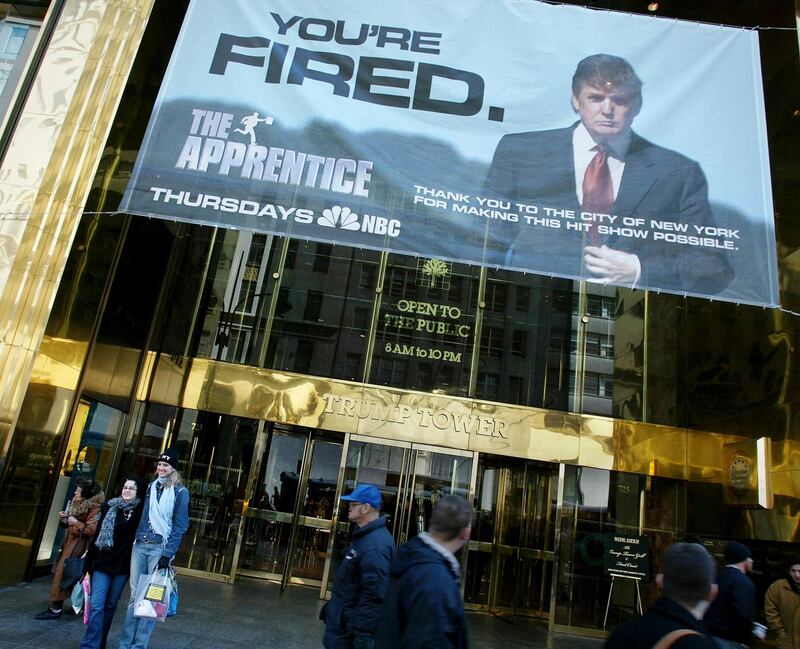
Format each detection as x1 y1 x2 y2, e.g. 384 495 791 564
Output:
133 567 172 622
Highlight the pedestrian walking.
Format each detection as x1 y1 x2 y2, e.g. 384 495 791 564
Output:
704 541 756 648
322 484 395 649
764 558 800 649
79 477 143 649
375 494 474 649
118 449 189 649
604 542 717 649
34 477 104 620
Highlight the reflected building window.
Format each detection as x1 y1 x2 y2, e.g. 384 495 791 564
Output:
0 14 41 122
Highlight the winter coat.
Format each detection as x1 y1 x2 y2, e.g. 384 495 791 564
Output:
374 533 468 649
604 596 716 649
765 578 800 649
85 500 143 576
50 492 104 602
134 479 190 560
704 565 756 644
323 515 395 649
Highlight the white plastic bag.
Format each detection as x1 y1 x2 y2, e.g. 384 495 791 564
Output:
70 577 84 614
133 567 172 622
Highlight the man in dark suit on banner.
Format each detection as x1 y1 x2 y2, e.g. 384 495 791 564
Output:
485 53 733 295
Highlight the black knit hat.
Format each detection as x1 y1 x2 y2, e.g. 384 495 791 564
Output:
157 448 179 469
724 541 751 564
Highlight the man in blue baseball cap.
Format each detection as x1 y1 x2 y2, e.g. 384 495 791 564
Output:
321 484 396 649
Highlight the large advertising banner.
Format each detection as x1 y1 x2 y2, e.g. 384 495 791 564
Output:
121 0 779 307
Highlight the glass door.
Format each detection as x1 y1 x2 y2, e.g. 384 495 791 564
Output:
396 443 475 544
171 411 259 580
237 425 342 588
282 438 341 588
465 458 557 621
325 435 476 597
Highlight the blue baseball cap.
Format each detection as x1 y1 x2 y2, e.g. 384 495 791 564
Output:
340 484 382 509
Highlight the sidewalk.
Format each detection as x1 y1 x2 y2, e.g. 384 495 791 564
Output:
0 575 605 648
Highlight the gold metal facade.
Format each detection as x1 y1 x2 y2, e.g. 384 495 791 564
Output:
0 0 156 468
25 342 793 503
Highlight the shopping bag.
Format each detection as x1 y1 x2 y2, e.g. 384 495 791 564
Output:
167 569 178 617
133 567 172 622
82 576 91 624
70 578 84 614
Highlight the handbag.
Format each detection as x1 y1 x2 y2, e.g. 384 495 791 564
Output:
60 555 85 591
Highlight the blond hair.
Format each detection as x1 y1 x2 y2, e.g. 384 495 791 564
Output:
153 469 183 488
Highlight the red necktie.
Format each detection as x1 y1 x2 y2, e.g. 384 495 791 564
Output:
582 145 613 245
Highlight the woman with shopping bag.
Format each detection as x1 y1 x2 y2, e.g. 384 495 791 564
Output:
79 477 143 649
118 448 190 649
34 478 104 620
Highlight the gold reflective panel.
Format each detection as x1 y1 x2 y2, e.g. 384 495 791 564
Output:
611 420 687 478
129 351 792 485
30 336 88 390
0 0 157 471
578 415 615 470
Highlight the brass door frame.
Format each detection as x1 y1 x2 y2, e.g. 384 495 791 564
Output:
229 420 271 582
471 459 557 621
236 426 341 589
348 434 414 540
322 433 413 599
280 433 315 590
322 434 478 598
397 442 474 545
281 436 342 590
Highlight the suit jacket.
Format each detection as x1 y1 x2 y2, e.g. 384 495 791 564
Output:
484 124 733 295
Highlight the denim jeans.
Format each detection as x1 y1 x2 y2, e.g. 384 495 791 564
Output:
118 542 163 649
79 571 128 649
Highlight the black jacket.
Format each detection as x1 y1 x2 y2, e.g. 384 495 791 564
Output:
704 566 756 644
324 515 395 649
374 533 468 649
604 597 716 649
85 501 142 576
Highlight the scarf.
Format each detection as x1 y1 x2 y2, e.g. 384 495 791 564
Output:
148 479 176 544
68 492 105 518
95 497 140 550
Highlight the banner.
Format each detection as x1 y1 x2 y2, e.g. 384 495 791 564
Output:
121 0 779 306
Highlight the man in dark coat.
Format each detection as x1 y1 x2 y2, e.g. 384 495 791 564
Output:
323 484 395 649
704 541 756 647
604 542 718 649
375 495 474 649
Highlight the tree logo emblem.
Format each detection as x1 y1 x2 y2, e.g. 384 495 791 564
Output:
418 258 451 288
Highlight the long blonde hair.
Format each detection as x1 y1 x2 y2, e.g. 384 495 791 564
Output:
165 469 182 488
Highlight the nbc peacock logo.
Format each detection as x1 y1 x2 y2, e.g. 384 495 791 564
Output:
317 205 360 230
316 205 401 237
